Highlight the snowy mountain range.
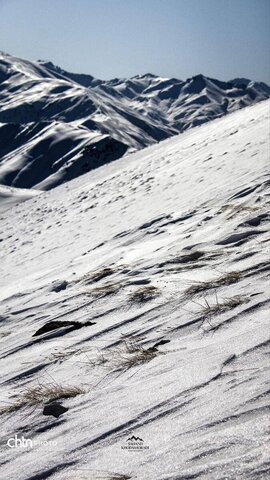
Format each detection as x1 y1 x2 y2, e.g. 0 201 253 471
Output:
0 51 269 193
1 100 269 479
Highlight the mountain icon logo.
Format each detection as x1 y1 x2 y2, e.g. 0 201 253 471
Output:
121 434 149 450
127 435 143 442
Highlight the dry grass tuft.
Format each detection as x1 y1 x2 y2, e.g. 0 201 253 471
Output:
118 340 158 368
77 267 116 286
90 339 159 370
0 383 85 415
87 283 121 298
186 271 242 296
49 347 82 363
129 285 160 303
90 267 115 283
193 293 249 331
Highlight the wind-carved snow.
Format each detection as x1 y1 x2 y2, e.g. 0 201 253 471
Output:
0 101 269 480
0 51 269 198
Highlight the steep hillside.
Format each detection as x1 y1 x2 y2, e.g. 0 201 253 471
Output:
0 52 269 193
0 101 269 480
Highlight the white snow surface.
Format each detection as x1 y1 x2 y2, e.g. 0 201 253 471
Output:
0 184 41 212
0 100 269 480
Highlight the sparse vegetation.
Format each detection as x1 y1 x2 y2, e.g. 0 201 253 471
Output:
129 285 160 303
49 347 82 363
192 293 250 331
89 339 160 370
79 267 115 286
0 382 85 415
218 203 259 218
91 267 115 283
87 282 121 298
186 271 242 296
74 266 117 287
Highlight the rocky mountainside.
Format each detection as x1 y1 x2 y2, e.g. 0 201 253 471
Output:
0 51 269 192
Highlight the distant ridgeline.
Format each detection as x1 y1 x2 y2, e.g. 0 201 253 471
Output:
0 51 269 191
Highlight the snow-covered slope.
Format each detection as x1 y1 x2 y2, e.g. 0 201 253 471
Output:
0 184 41 212
0 100 269 479
0 51 269 193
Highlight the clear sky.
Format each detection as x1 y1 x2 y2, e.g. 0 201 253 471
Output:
0 0 269 83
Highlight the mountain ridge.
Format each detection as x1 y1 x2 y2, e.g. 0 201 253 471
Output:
0 51 269 195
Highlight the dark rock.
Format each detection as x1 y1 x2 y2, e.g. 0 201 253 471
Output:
50 280 68 293
43 403 68 418
33 320 95 337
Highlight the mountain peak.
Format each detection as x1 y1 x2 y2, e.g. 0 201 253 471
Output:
0 52 269 193
132 73 157 79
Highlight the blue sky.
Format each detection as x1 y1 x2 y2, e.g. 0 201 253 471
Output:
0 0 269 82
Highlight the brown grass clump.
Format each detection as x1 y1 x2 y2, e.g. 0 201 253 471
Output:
186 271 241 296
129 285 160 303
193 294 249 331
0 383 85 415
90 267 115 283
118 340 158 368
90 339 159 370
49 348 82 363
77 267 115 286
87 283 121 298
